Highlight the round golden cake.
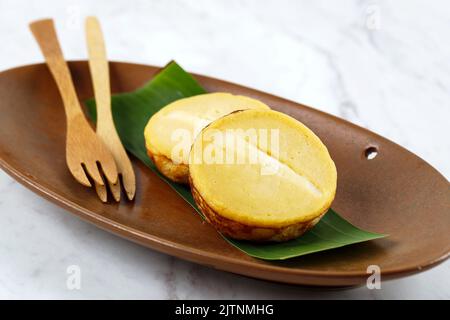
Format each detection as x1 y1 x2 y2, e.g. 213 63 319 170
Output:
189 109 337 242
144 93 270 183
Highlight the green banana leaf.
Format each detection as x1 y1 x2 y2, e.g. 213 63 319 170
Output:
86 61 386 260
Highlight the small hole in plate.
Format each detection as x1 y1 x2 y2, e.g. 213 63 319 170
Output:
364 146 378 160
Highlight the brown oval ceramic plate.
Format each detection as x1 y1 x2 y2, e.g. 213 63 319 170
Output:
0 61 449 287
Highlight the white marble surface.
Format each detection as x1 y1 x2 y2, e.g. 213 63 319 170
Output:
0 0 449 299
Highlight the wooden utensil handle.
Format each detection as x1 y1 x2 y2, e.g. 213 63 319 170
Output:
29 19 83 120
85 17 113 126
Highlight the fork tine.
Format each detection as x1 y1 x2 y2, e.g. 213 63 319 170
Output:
94 169 120 203
68 164 92 187
94 181 108 202
99 159 118 185
109 180 121 202
122 170 136 201
83 161 104 186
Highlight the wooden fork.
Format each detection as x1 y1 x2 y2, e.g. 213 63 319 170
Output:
85 17 136 201
30 19 118 200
